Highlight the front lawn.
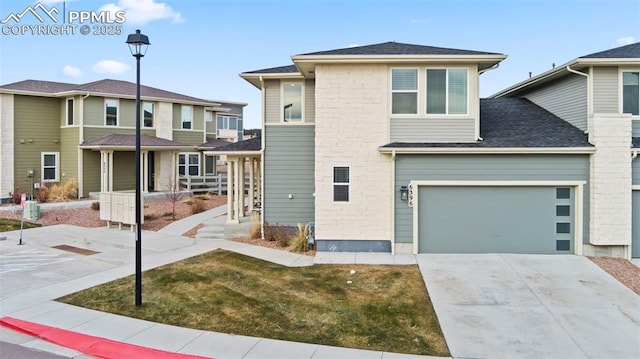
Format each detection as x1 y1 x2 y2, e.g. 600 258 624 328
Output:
0 218 41 232
58 249 449 356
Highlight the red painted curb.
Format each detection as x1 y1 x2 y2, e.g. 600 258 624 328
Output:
0 316 214 359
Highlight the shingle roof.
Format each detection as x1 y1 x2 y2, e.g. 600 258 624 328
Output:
0 79 215 104
242 65 299 75
210 137 261 152
80 134 191 148
199 137 234 149
580 42 640 59
297 41 502 56
382 98 592 149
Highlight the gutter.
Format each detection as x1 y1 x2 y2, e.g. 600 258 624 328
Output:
377 147 596 155
259 75 266 240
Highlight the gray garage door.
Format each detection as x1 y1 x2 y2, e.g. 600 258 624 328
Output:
418 186 574 254
633 191 640 258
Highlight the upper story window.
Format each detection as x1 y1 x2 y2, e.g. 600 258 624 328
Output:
143 102 154 127
426 68 468 115
105 99 118 126
282 82 303 122
66 98 74 125
622 71 639 116
216 114 243 136
392 68 418 114
182 105 193 129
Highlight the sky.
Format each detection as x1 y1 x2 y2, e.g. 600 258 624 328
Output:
0 0 639 129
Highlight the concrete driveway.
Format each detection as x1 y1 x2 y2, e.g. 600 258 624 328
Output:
417 254 640 359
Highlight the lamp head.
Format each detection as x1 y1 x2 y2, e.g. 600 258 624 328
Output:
126 29 150 57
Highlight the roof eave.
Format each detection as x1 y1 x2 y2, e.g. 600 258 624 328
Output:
377 146 596 154
80 145 194 151
203 150 261 156
240 72 304 88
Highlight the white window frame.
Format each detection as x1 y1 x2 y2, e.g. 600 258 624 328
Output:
181 105 193 130
391 68 419 115
425 67 469 116
178 152 200 177
41 152 59 183
620 69 640 117
281 81 304 123
143 101 154 128
332 166 350 202
104 98 118 126
66 98 74 126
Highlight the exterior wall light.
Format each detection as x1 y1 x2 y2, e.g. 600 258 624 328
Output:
400 186 408 201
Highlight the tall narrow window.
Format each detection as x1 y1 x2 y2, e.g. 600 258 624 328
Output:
426 68 468 115
105 99 118 126
333 166 350 202
623 71 639 116
391 68 418 114
143 102 154 127
282 83 303 122
41 152 59 182
66 98 74 125
182 105 193 129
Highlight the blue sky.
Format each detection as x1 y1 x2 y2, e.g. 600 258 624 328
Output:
1 0 638 129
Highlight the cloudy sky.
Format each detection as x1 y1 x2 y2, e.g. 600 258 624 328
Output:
1 0 638 128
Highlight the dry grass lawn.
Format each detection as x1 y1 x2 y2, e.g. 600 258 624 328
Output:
58 249 450 356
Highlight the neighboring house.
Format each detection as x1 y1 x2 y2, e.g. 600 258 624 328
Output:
227 41 638 259
493 42 640 259
0 79 246 201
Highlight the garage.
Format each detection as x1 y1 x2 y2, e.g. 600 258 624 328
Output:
417 185 576 254
633 191 640 258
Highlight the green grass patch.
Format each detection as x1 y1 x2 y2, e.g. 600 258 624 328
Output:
0 218 41 232
58 250 449 356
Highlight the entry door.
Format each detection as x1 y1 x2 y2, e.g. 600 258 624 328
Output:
147 151 155 192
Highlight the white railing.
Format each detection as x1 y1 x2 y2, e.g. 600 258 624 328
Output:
178 175 251 195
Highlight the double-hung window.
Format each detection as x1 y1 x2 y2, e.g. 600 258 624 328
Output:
105 99 118 126
426 68 468 115
182 105 193 129
178 153 200 176
333 166 350 202
391 69 418 114
282 82 303 122
66 98 74 125
143 102 154 127
622 71 639 116
42 152 59 182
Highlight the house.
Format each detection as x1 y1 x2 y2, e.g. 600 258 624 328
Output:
224 41 638 259
0 79 246 202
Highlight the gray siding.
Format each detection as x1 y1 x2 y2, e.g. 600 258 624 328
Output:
633 157 640 186
264 125 315 226
593 66 619 114
264 80 280 124
394 154 590 244
633 120 640 137
390 118 476 142
521 74 588 131
304 79 315 123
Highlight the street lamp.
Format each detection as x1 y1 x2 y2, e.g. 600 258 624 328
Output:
126 29 150 308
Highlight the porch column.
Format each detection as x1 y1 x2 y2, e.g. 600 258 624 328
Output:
171 151 178 190
100 150 114 192
248 157 255 213
227 158 236 223
238 158 245 218
233 158 242 223
255 157 261 208
142 150 149 193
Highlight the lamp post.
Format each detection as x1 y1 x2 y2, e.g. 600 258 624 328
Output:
126 29 150 308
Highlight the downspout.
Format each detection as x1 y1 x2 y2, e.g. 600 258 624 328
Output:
78 93 89 198
259 76 266 240
477 63 500 140
566 65 590 134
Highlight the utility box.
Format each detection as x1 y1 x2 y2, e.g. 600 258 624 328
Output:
24 200 41 220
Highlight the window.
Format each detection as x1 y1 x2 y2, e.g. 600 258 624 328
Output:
143 102 154 127
392 68 418 114
216 114 242 137
282 82 303 122
41 152 59 182
66 98 74 125
204 155 216 176
182 105 193 129
105 99 118 126
333 166 350 202
205 111 213 122
178 153 200 176
426 68 468 114
622 71 639 116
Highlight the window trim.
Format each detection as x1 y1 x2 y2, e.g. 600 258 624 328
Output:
104 98 118 126
181 105 193 130
143 101 154 128
332 166 350 203
620 69 640 117
66 98 74 126
41 152 59 183
391 67 419 115
178 152 201 177
281 81 304 123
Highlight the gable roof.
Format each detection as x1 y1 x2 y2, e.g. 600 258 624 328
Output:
79 134 193 150
0 79 221 106
581 42 640 58
380 98 593 153
297 42 502 56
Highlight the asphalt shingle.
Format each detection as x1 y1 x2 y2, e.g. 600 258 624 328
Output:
580 42 640 59
210 137 261 152
297 41 502 56
81 134 191 148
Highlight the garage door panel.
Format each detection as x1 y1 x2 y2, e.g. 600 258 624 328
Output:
418 186 572 254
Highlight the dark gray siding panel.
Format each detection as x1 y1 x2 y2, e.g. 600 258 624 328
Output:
633 158 640 186
394 154 590 244
521 74 588 131
264 125 315 226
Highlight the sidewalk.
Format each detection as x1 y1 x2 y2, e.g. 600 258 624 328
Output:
0 205 440 359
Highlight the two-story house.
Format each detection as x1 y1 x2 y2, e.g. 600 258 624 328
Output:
0 79 246 202
234 41 638 259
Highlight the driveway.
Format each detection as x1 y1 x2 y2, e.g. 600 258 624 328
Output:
417 254 640 359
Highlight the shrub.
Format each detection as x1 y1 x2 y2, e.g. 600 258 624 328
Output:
11 187 24 204
190 199 206 214
91 201 100 211
36 186 50 203
263 222 293 247
287 223 310 253
48 178 78 202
